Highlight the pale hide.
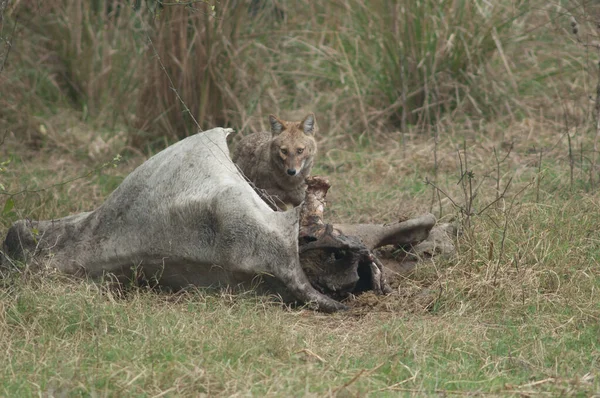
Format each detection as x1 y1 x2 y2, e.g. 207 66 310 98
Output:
1 128 347 312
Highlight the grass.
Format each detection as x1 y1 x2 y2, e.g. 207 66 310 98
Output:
1 278 599 396
2 278 598 396
3 119 600 395
3 0 600 396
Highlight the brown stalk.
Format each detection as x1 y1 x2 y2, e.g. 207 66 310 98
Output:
536 149 543 203
492 179 535 286
0 9 16 75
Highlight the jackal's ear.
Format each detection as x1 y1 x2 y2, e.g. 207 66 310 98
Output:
269 115 285 135
302 113 316 135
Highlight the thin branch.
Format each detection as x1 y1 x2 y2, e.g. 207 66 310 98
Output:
146 35 202 132
400 56 407 159
536 149 543 202
158 0 210 6
476 176 513 216
424 178 462 210
493 142 514 198
0 12 17 75
492 178 536 285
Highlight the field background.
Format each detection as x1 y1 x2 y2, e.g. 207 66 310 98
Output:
2 0 600 396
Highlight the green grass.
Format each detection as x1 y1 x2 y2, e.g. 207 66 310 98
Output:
1 278 598 396
3 129 600 395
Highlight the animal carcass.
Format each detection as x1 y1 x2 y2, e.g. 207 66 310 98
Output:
1 128 347 312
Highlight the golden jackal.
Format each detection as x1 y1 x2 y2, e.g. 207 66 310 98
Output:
233 113 318 210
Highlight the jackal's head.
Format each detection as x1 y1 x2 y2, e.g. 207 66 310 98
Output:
269 113 318 178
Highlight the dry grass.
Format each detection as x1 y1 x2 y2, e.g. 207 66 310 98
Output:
2 114 600 395
1 0 547 144
2 0 600 396
1 269 598 396
134 1 250 143
0 1 148 144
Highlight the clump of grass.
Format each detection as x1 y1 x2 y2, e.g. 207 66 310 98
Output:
1 0 293 148
134 0 284 145
330 0 529 132
0 3 61 142
2 0 541 148
272 0 532 137
1 1 147 143
30 1 145 118
1 247 599 396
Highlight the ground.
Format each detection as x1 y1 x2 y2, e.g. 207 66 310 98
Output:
2 110 599 395
2 0 600 396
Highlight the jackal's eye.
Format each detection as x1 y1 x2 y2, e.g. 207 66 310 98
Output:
297 148 304 154
280 148 288 155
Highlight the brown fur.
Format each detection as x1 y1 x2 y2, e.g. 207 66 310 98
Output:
233 113 318 210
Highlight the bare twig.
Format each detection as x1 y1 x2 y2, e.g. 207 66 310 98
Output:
425 178 461 210
158 0 210 6
332 369 365 394
293 348 327 364
567 127 574 192
594 40 600 190
433 75 442 217
138 3 280 210
456 140 475 230
493 142 513 202
400 58 407 159
0 4 17 75
492 178 535 285
536 148 543 202
476 176 513 216
364 387 541 396
427 139 515 237
146 35 202 132
570 13 600 191
332 363 384 394
0 0 8 23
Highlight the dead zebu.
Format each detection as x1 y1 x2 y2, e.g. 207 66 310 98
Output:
1 128 445 311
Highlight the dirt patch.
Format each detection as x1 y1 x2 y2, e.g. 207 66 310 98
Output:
346 286 440 316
